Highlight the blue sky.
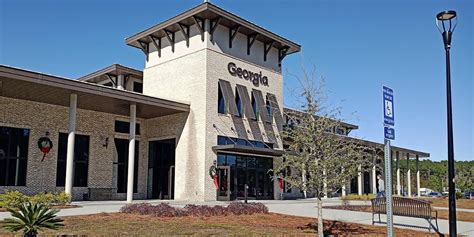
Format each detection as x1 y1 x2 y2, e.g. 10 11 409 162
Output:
1 0 472 161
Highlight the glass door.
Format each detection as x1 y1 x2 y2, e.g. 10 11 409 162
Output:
217 166 231 201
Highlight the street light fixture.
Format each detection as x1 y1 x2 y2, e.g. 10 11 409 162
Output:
436 10 457 236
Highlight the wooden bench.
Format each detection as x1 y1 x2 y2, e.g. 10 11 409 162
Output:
371 197 438 232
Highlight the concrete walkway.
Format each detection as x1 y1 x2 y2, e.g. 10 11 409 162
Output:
1 199 473 236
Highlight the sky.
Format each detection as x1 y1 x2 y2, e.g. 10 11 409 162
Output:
0 0 472 161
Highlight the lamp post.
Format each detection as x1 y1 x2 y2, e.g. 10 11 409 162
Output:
436 10 457 236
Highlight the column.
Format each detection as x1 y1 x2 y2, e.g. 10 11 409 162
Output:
126 104 136 203
407 153 411 197
117 74 124 90
323 169 328 199
357 165 362 195
65 94 77 195
416 155 421 197
372 153 377 194
396 151 401 196
341 167 346 197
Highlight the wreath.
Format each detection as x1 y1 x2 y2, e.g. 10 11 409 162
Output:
37 137 53 162
209 165 218 189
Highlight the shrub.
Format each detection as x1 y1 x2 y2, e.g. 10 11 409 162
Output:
227 202 268 215
0 191 71 209
0 190 28 209
52 192 71 206
120 202 268 217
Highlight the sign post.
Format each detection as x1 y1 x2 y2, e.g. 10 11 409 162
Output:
383 86 395 237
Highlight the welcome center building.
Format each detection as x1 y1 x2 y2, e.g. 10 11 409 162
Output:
0 3 429 202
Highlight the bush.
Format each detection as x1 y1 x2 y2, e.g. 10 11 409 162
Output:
227 202 268 215
120 202 268 217
0 191 71 209
341 194 376 201
0 190 28 209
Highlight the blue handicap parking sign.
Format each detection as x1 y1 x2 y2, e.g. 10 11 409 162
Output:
383 86 395 126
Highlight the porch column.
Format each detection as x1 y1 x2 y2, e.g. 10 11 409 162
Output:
126 104 137 203
407 153 411 197
396 151 401 196
341 167 346 197
323 169 328 199
416 155 421 197
65 94 77 195
357 165 362 195
117 74 125 90
372 153 377 194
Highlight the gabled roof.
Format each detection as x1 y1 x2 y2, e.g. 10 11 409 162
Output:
79 64 143 83
125 2 301 55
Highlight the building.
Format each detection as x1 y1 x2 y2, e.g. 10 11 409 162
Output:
0 2 428 201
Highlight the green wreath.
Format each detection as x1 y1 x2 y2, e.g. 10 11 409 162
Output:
209 165 217 178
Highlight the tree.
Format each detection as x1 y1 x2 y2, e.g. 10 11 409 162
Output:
275 67 374 237
2 202 64 237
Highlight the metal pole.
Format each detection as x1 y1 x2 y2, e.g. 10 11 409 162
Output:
445 45 457 236
244 184 248 203
384 139 394 236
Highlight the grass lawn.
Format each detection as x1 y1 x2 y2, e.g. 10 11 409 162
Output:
419 198 474 210
0 212 440 236
326 205 474 222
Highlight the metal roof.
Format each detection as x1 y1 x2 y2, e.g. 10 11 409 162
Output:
0 65 189 119
125 2 301 55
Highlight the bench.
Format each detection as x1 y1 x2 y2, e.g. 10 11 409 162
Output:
87 188 114 201
371 197 438 232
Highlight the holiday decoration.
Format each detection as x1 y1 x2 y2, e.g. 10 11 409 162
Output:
209 165 218 189
37 137 53 162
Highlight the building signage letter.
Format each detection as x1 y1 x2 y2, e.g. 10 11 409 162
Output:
228 62 268 87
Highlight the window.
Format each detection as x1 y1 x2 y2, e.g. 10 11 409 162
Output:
115 121 140 135
56 133 89 187
235 88 243 117
266 99 272 123
133 82 143 93
218 84 226 114
114 139 139 193
251 94 258 120
0 126 29 186
217 136 273 149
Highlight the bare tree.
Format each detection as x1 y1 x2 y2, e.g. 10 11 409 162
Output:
275 66 374 237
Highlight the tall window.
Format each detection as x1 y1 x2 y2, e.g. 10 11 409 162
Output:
251 94 258 120
115 121 140 135
266 99 272 122
56 133 89 187
235 88 242 117
218 84 226 114
114 139 139 193
0 126 29 186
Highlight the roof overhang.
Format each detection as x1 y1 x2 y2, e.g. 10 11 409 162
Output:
0 65 189 119
79 64 143 83
213 144 285 157
125 2 301 55
346 136 430 158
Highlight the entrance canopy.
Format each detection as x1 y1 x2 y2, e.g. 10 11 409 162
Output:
0 65 189 118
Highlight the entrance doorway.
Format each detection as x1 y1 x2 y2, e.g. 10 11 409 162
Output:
148 139 175 199
217 153 273 200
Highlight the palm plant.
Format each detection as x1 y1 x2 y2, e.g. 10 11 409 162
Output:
2 202 64 237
